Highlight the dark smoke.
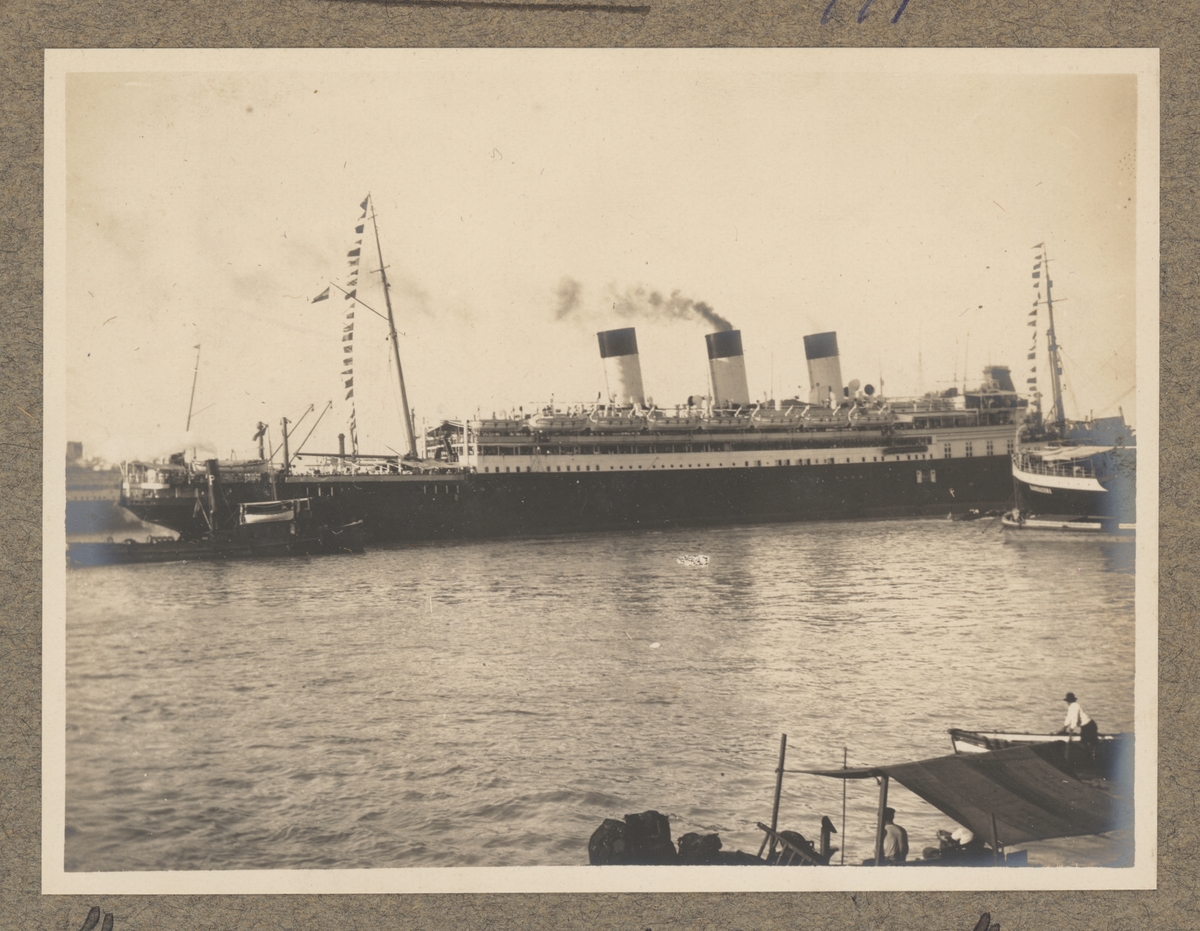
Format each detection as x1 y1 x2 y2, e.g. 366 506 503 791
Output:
553 277 583 320
606 285 734 331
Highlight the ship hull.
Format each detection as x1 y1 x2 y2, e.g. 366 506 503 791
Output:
1011 447 1136 527
123 455 1015 543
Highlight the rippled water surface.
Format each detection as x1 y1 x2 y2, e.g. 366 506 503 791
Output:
65 520 1136 870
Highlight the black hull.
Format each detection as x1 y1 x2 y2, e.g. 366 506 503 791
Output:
67 523 365 567
124 456 1015 544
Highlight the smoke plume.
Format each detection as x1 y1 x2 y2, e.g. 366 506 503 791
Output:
605 284 734 331
553 277 583 320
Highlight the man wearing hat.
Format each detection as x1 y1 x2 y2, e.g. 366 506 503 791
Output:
1060 692 1099 748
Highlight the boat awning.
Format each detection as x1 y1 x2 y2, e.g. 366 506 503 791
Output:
798 744 1131 846
1036 445 1115 462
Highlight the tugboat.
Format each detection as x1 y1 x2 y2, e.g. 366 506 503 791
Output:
1005 244 1136 533
68 460 364 566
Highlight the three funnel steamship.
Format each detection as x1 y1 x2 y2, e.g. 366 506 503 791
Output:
122 327 1021 542
120 198 1020 543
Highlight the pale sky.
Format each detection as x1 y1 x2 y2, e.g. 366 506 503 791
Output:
61 52 1140 463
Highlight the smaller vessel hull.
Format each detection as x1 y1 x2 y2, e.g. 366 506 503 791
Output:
1000 509 1134 535
949 728 1122 753
67 521 365 566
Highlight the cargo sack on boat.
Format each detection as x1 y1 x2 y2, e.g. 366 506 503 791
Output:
588 818 630 865
678 832 723 864
623 810 678 864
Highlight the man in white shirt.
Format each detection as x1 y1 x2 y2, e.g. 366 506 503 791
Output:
881 807 909 864
1061 692 1099 747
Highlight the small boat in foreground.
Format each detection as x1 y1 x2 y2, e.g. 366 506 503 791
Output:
948 727 1124 754
588 732 1131 867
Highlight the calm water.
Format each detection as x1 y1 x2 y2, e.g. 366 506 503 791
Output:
64 519 1136 870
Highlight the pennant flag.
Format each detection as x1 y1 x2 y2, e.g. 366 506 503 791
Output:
311 286 330 303
342 369 353 375
343 333 354 342
345 311 355 319
1029 366 1036 372
345 290 357 300
343 357 353 365
348 259 360 268
360 196 369 210
1028 308 1037 316
1028 320 1037 326
1032 242 1044 248
1027 352 1036 360
344 378 354 389
344 324 354 332
355 225 364 234
346 389 355 400
1033 262 1041 270
348 248 361 257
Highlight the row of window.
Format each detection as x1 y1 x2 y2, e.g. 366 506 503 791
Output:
481 452 946 474
474 436 1015 460
471 436 938 457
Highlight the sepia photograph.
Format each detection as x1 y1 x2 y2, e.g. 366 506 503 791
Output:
44 48 1157 894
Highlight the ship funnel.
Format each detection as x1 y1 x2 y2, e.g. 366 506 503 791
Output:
803 331 844 407
597 327 646 407
705 330 751 408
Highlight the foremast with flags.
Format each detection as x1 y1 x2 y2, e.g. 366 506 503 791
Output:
1026 242 1066 435
311 194 420 462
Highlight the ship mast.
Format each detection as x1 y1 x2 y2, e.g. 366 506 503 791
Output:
185 344 201 431
366 195 419 460
1042 248 1066 432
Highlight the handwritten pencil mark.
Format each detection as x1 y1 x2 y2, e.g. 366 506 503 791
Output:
821 0 911 23
77 906 114 931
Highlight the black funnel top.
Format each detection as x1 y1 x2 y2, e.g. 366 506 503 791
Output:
705 329 744 360
803 331 839 360
597 327 639 359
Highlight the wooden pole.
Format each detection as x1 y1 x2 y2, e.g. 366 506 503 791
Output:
990 812 1001 866
841 746 847 865
873 774 889 865
767 733 787 858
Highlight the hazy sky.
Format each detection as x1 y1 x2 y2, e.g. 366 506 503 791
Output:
60 52 1141 462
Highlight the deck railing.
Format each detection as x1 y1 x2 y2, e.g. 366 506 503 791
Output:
1012 453 1096 480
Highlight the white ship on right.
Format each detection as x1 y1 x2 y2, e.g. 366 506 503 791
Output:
1004 243 1136 534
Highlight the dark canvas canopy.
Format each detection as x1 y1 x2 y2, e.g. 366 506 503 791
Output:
800 744 1132 846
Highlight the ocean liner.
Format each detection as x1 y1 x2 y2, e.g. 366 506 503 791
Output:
1005 245 1136 533
120 198 1020 543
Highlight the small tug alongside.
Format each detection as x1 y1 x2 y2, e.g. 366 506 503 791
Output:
69 460 364 566
1006 245 1136 534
